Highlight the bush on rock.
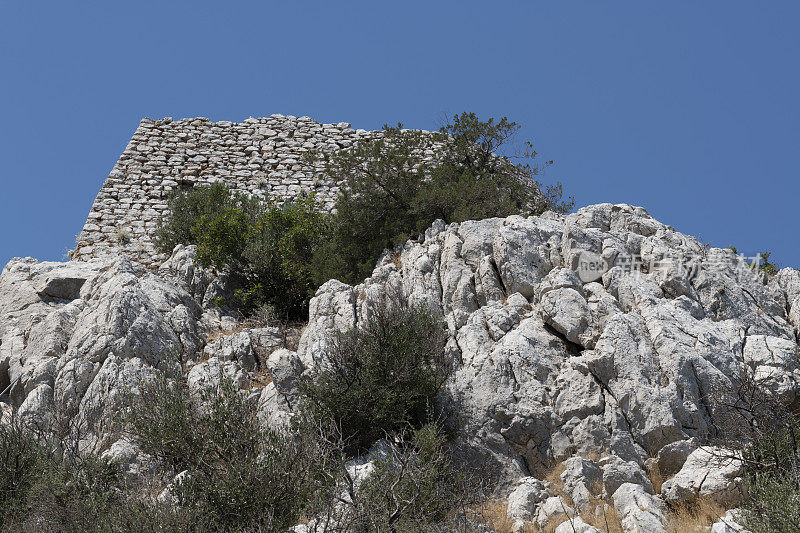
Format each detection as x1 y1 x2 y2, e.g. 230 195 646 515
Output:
299 302 451 456
155 183 328 320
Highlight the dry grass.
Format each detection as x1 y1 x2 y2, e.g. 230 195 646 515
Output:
667 496 727 533
205 324 247 342
473 454 732 533
391 251 403 269
543 462 567 493
647 462 666 494
580 501 624 533
251 366 273 388
469 499 516 533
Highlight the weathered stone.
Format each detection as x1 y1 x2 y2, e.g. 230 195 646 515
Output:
612 482 668 533
506 476 551 531
554 517 603 533
661 447 744 507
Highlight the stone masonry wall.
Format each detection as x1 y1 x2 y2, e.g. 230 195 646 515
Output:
72 114 420 268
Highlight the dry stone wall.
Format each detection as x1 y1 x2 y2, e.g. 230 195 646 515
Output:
73 114 426 267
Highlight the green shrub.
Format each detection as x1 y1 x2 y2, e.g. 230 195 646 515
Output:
123 374 317 531
154 182 260 254
311 112 573 284
353 422 468 531
738 421 800 532
757 251 780 276
120 371 202 472
155 183 328 319
0 420 51 526
742 465 800 532
299 302 450 455
712 365 800 532
727 245 780 276
0 418 152 532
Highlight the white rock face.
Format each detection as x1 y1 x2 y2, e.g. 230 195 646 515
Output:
287 204 799 485
712 509 750 532
2 203 799 525
0 248 286 453
612 482 668 533
560 457 602 511
661 447 745 506
600 455 653 497
506 476 551 530
101 437 154 477
654 437 697 478
534 496 575 530
554 517 603 533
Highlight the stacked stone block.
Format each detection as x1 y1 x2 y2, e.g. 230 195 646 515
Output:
73 114 419 268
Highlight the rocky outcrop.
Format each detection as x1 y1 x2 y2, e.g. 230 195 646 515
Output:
267 203 797 530
0 248 283 452
281 205 797 480
2 203 798 532
661 447 745 506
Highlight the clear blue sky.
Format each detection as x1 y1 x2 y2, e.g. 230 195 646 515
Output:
1 2 798 268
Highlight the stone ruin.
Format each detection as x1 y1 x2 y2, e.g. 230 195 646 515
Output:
72 114 434 267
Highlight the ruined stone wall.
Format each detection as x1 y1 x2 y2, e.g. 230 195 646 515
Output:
72 114 402 267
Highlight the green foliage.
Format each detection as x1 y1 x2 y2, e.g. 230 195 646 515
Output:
358 423 465 533
739 422 800 532
713 363 800 532
353 422 467 531
120 372 201 472
757 251 779 276
728 245 780 276
235 194 329 317
123 374 317 531
155 182 253 254
0 420 51 526
0 418 155 532
299 302 450 456
742 476 800 532
155 183 328 319
312 112 573 284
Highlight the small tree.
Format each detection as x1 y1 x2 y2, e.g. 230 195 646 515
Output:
123 374 319 531
155 182 261 255
711 364 800 532
353 422 469 532
727 246 780 277
155 184 328 319
299 302 451 456
312 112 573 285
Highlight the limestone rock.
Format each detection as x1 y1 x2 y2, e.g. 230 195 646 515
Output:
2 204 799 521
661 447 744 506
554 517 603 533
612 482 667 533
187 357 248 395
101 437 154 478
654 438 697 478
506 476 551 530
534 496 575 530
712 509 750 533
560 457 602 511
600 455 653 497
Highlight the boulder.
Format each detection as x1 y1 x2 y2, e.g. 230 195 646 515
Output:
554 517 603 533
712 509 750 533
654 438 697 478
534 496 575 530
560 457 602 511
506 476 551 531
1 204 798 511
612 482 667 533
661 447 744 506
600 455 653 497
